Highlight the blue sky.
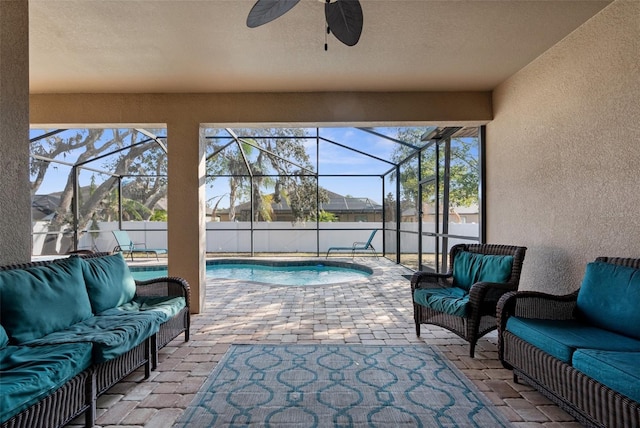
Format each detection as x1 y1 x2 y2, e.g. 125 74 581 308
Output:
30 127 431 207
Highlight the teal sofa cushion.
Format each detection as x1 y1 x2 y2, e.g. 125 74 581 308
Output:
506 317 640 363
0 342 93 423
111 296 187 322
572 349 640 403
23 311 163 363
81 253 137 313
0 256 93 343
413 287 469 317
453 251 514 290
576 262 640 340
0 325 8 349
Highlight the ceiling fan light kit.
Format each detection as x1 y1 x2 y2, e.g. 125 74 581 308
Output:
246 0 363 49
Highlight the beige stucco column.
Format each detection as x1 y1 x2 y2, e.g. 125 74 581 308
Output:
167 120 206 313
0 0 30 265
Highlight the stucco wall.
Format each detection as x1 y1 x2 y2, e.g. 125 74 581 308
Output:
0 0 31 265
487 0 640 293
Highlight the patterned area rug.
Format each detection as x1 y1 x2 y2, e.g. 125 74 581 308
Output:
175 344 512 427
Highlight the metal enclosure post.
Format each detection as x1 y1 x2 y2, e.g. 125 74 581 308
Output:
395 165 401 264
441 138 452 273
479 125 487 244
72 166 79 251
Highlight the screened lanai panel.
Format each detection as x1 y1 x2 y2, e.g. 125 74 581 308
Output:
31 161 74 256
398 155 419 228
249 178 303 223
417 127 481 272
384 229 398 262
201 125 483 261
206 229 251 255
209 127 318 174
206 139 252 176
253 229 317 254
383 174 397 225
317 131 392 176
205 177 250 222
73 171 119 252
356 126 437 150
446 134 480 233
317 176 382 223
400 231 419 270
382 172 397 262
243 138 317 176
30 128 169 256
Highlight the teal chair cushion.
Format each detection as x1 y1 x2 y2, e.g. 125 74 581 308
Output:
413 286 469 317
0 325 9 349
81 252 137 313
452 251 514 291
0 256 93 343
572 349 640 403
23 311 163 363
111 296 187 322
576 261 640 340
505 317 640 363
0 342 93 422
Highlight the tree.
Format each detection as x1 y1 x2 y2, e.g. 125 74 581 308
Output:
317 210 338 222
30 129 167 253
205 128 329 224
384 192 396 222
390 128 479 221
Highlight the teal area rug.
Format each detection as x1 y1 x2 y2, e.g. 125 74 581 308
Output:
175 344 512 427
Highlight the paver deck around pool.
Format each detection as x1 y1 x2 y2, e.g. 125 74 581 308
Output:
67 257 580 427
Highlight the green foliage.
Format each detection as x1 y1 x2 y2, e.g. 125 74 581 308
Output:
391 128 479 213
150 209 167 221
205 128 326 224
317 210 338 222
30 129 168 235
121 199 152 221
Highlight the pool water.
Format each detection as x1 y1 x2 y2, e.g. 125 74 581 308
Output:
131 262 371 286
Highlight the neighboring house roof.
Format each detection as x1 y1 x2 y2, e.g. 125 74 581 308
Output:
32 194 60 221
319 191 382 213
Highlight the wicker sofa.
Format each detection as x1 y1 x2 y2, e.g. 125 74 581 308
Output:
497 256 640 428
0 252 190 428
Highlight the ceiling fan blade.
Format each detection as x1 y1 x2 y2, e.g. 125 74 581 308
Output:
325 0 363 46
247 0 301 28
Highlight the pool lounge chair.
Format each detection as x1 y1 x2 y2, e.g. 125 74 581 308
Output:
326 229 378 259
112 230 167 261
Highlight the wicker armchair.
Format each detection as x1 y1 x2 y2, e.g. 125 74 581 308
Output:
411 243 527 357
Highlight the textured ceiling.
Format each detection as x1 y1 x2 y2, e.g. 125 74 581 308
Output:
29 0 611 94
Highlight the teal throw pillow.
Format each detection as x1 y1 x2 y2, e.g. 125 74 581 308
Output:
81 252 137 313
453 251 514 290
576 262 640 340
0 256 93 343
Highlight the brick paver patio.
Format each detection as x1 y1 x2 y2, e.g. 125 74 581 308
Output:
68 257 580 427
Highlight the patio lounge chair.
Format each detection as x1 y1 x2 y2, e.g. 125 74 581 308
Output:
326 229 378 259
112 230 167 261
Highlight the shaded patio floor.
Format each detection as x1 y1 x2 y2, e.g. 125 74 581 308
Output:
68 257 580 427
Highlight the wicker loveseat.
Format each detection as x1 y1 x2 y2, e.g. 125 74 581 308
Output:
497 256 640 428
0 252 190 428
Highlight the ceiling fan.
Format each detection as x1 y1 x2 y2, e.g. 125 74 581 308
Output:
246 0 363 48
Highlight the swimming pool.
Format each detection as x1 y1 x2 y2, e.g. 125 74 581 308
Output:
130 260 372 286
